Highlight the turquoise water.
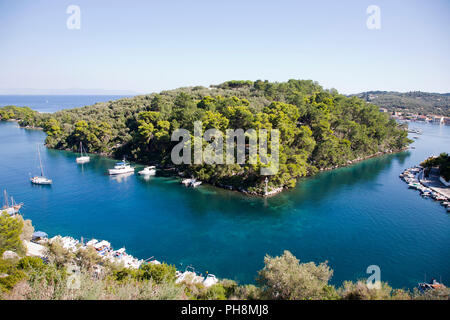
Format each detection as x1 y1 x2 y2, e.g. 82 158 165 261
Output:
0 120 449 289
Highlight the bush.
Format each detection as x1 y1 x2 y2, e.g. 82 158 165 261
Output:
0 258 26 293
196 283 227 300
17 257 45 271
137 263 177 284
0 212 26 256
338 280 413 300
257 250 337 300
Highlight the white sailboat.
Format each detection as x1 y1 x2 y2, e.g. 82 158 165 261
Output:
1 190 23 215
76 142 90 164
30 145 53 185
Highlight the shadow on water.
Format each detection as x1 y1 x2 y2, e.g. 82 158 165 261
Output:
131 151 412 220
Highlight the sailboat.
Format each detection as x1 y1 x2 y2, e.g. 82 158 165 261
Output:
76 142 90 164
1 190 23 216
30 145 53 185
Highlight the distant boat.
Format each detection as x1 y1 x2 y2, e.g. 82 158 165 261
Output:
108 158 134 175
30 145 52 185
1 190 23 215
76 142 90 164
138 166 156 176
181 178 202 188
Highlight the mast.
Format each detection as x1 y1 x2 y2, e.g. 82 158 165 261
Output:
80 142 84 157
3 190 8 207
37 144 45 177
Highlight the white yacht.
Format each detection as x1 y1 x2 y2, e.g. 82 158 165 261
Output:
138 166 156 176
108 159 134 175
30 145 53 185
76 142 90 164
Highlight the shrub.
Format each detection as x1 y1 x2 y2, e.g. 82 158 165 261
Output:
137 263 176 284
0 212 25 256
257 250 336 300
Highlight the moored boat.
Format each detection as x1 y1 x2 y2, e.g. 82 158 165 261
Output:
203 274 218 287
76 142 90 164
30 144 52 185
108 159 134 175
138 166 156 176
1 190 23 215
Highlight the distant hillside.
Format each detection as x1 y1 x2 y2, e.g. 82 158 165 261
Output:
354 91 450 117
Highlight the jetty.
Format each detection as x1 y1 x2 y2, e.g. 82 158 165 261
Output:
29 233 218 287
399 166 450 212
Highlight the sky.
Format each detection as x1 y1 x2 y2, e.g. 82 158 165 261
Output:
0 0 449 95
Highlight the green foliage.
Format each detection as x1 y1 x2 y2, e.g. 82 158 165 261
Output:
257 250 338 300
339 280 411 300
0 212 25 256
15 80 410 194
356 91 450 117
421 153 450 181
0 258 26 293
17 256 45 271
137 263 177 284
1 240 446 300
196 283 227 300
0 106 37 124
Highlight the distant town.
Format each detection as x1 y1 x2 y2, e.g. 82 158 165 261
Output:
380 108 450 125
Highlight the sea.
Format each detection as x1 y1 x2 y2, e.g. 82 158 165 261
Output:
0 95 449 289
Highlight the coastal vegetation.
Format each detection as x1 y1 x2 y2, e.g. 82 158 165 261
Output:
355 91 450 117
421 153 450 181
0 80 411 194
0 106 37 123
1 212 448 300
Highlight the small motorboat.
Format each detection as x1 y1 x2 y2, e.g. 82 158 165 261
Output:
190 180 202 187
138 166 156 176
108 159 134 175
181 178 194 186
181 178 202 187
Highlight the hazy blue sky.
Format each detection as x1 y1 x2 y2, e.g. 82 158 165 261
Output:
0 0 449 94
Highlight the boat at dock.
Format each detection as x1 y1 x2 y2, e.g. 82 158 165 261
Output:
408 128 422 134
203 274 218 287
1 190 23 215
30 144 52 185
138 166 156 176
76 142 90 164
418 278 446 293
108 159 134 175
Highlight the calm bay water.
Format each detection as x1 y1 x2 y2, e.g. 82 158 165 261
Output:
0 107 449 288
0 95 130 113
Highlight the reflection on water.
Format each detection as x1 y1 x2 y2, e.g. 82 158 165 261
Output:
109 172 135 183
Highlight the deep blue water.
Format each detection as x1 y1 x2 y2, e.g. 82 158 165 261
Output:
0 116 449 289
0 95 131 113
